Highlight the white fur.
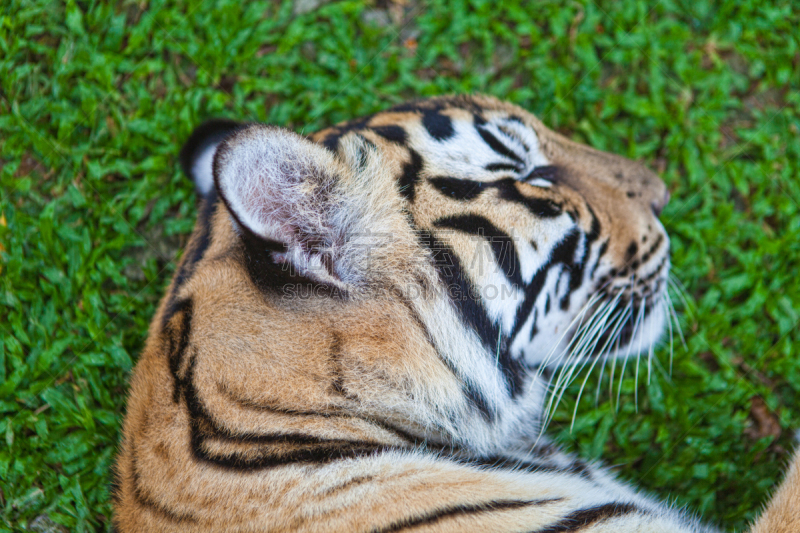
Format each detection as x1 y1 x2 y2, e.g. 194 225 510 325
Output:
213 117 672 455
215 126 352 287
411 116 550 180
528 178 552 188
193 142 218 195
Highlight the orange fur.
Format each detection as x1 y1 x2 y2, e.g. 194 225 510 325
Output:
749 451 800 533
114 95 795 532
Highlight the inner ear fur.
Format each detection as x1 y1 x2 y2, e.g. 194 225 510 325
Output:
212 126 416 290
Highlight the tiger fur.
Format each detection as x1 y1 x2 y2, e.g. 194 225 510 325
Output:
113 95 799 532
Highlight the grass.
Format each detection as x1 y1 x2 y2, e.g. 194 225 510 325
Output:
1 0 799 531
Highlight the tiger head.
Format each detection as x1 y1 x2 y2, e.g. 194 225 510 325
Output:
168 95 670 455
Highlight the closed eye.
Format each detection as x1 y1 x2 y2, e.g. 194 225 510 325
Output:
485 162 523 173
522 165 561 188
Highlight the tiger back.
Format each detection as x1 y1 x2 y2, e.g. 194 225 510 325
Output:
113 95 799 532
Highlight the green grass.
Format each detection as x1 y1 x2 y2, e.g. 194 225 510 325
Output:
1 0 799 531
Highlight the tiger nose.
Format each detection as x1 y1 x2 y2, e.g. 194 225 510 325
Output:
651 189 670 217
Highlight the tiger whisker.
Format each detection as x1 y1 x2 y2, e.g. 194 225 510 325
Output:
528 292 604 391
662 294 674 376
633 295 648 412
668 273 693 317
665 288 687 350
544 292 604 360
647 297 656 386
539 300 610 433
651 341 672 383
595 301 632 405
494 327 502 422
601 276 635 404
554 307 616 430
536 296 606 401
547 300 609 389
570 307 631 430
616 281 644 411
560 288 628 408
534 272 627 396
544 295 620 431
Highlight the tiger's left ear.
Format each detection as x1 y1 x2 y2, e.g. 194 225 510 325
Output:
180 119 245 197
213 125 401 289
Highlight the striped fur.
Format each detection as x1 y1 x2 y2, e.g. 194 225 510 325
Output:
114 95 798 532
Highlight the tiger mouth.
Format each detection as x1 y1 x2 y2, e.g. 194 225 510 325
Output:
590 296 664 356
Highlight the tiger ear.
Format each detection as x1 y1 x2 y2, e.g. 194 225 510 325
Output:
213 125 363 287
180 119 246 197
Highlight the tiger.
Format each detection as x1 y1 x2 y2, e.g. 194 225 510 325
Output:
113 94 799 532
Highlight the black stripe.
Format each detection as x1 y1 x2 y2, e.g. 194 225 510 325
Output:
328 332 349 398
486 162 521 172
560 255 587 311
428 176 489 201
523 165 562 183
389 98 450 114
498 124 530 153
418 225 525 400
371 125 407 145
319 474 377 497
625 242 638 262
190 381 388 468
555 230 584 311
395 278 496 426
639 233 664 264
433 214 524 289
388 96 484 115
638 253 668 284
465 455 592 480
422 109 455 141
463 379 495 421
413 227 499 416
373 498 560 533
162 189 216 327
477 125 524 165
186 364 380 456
510 266 545 340
398 149 424 202
529 308 539 341
532 502 637 532
321 132 340 152
589 240 609 280
193 391 388 470
494 178 563 218
370 418 425 446
585 205 601 246
196 424 379 447
217 381 422 445
315 116 372 154
511 230 580 339
563 205 598 312
352 135 376 172
429 176 562 218
165 298 193 403
196 440 389 470
169 325 393 471
217 381 342 417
